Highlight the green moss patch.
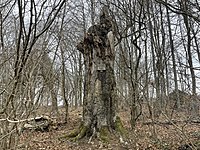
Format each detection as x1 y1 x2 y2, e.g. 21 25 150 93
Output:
114 116 127 137
99 126 110 143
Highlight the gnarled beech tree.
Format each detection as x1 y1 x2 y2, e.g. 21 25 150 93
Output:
67 7 124 141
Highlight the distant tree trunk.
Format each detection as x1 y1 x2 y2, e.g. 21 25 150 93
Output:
181 0 198 116
60 2 68 122
191 26 200 63
74 6 120 139
166 6 180 108
78 53 83 106
41 52 59 116
159 4 167 107
147 1 161 117
49 77 59 116
61 47 68 122
74 75 79 108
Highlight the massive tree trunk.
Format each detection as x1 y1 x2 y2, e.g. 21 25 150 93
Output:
70 6 121 140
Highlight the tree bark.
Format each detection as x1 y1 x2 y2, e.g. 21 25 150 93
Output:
74 6 119 139
181 0 198 116
166 5 180 108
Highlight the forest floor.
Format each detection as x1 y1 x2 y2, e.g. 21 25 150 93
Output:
19 106 200 150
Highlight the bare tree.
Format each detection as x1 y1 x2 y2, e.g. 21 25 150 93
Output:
166 3 180 108
0 0 66 149
181 0 198 116
67 6 124 141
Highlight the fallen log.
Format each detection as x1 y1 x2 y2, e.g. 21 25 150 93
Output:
22 116 53 132
0 116 53 132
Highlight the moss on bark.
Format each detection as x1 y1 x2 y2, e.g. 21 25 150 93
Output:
72 125 88 141
114 116 127 137
59 116 128 144
99 126 110 143
59 122 88 141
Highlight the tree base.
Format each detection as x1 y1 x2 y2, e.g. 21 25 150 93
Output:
60 122 88 141
59 116 128 144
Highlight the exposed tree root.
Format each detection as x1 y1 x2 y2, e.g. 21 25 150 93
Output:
59 122 88 141
72 125 88 141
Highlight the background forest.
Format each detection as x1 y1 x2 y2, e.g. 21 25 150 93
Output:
0 0 200 149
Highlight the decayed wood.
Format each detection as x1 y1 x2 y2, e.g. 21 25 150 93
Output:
23 116 53 131
76 6 118 135
0 116 51 123
0 116 53 132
